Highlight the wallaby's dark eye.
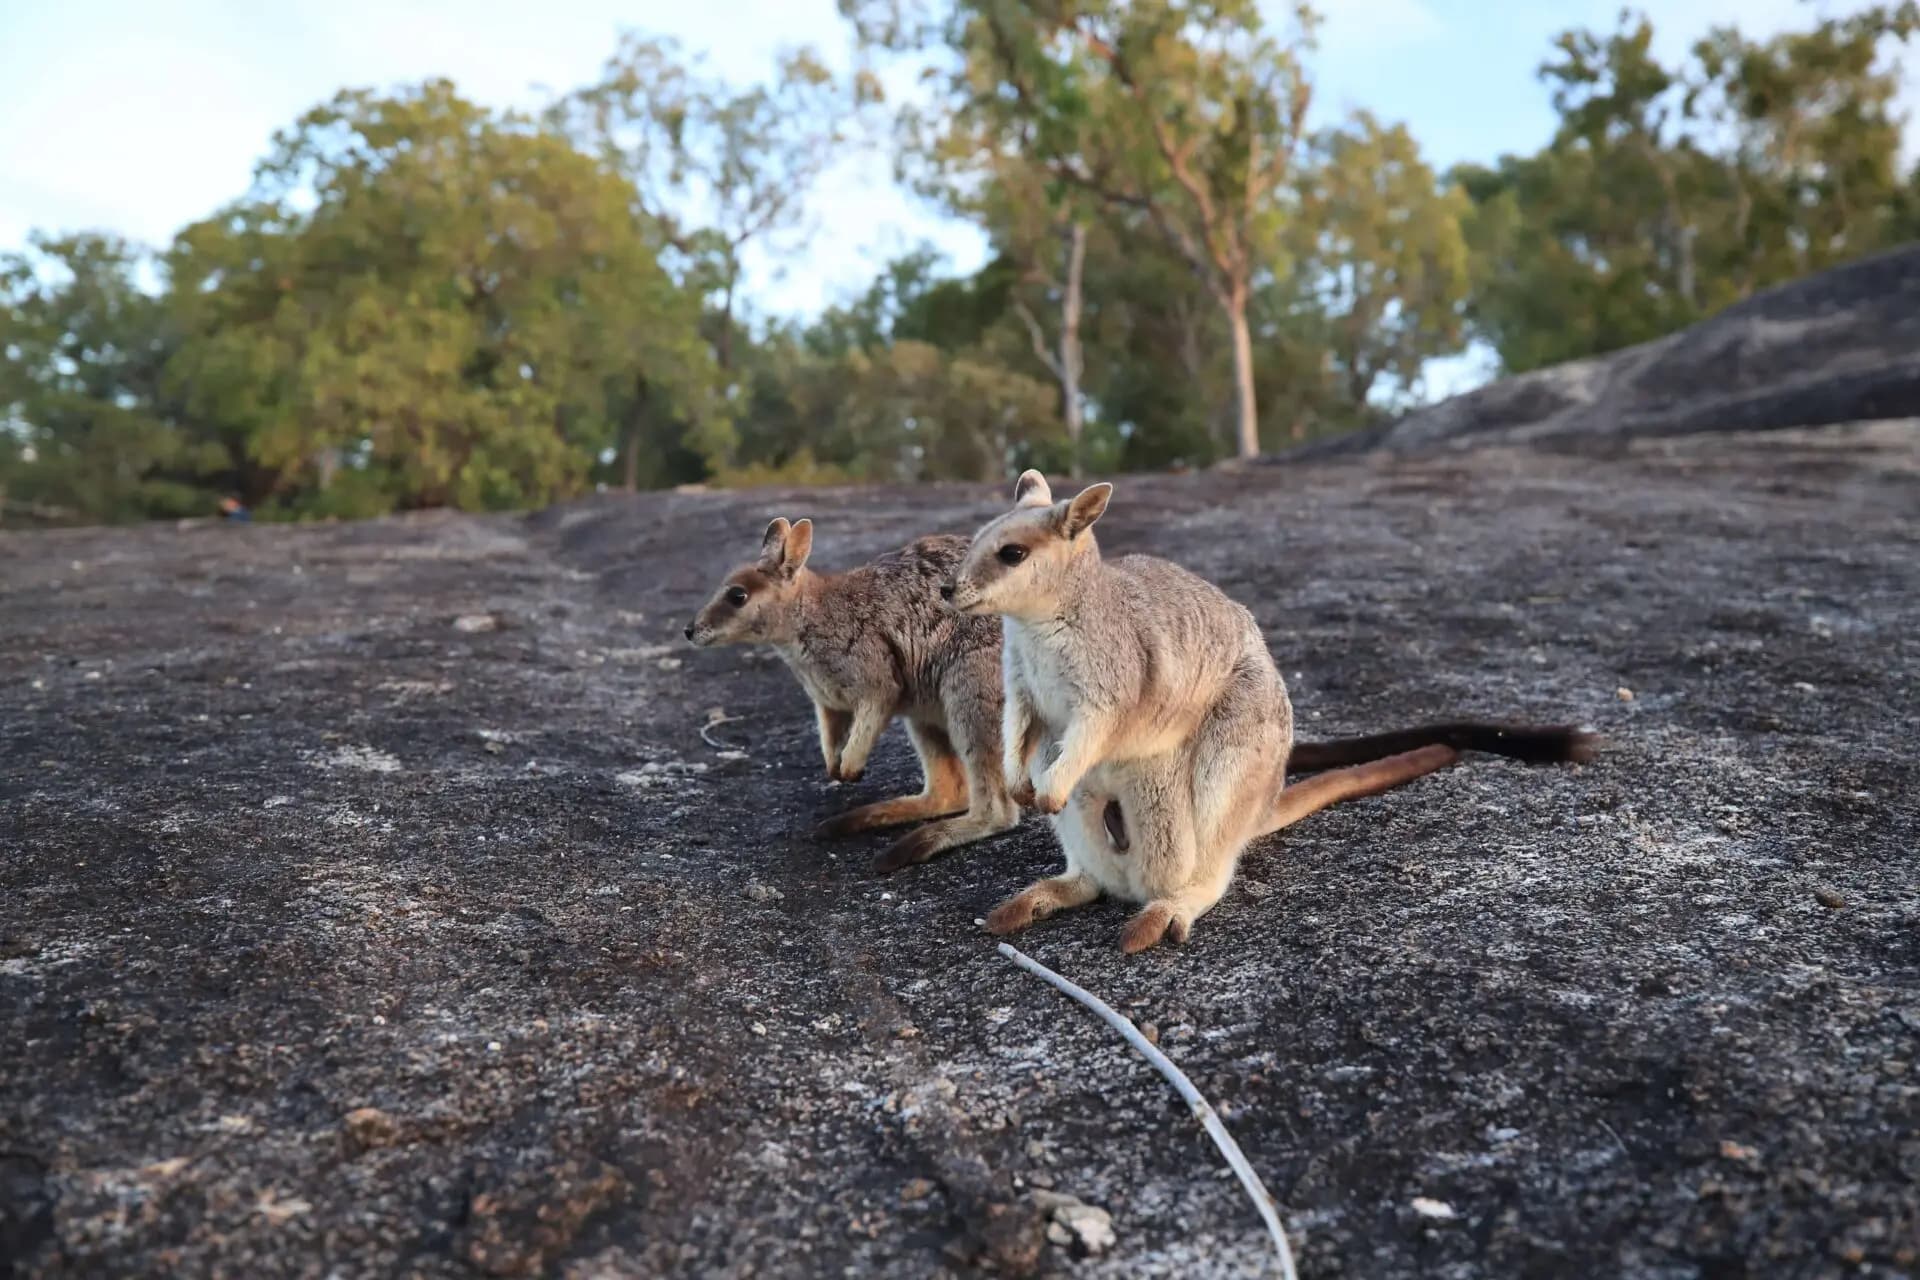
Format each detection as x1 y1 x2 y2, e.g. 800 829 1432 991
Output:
997 544 1028 567
725 585 749 607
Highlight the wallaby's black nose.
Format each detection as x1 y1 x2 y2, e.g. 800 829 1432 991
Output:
683 625 694 640
939 580 955 601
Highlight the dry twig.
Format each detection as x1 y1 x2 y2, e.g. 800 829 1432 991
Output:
996 942 1299 1279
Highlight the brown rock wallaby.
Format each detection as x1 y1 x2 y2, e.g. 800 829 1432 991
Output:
942 471 1595 953
686 518 1021 873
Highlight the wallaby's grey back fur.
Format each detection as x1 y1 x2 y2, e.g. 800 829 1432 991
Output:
686 518 1019 872
944 470 1594 953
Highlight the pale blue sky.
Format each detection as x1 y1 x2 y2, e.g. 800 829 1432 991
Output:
2 0 1909 397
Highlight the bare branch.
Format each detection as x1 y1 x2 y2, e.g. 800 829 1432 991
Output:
1012 298 1065 381
1075 19 1236 283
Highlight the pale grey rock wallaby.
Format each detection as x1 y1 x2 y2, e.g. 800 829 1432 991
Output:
942 470 1596 954
685 517 1020 873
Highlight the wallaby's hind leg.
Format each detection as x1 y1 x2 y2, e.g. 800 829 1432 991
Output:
1120 855 1241 953
875 672 1021 874
1118 747 1463 952
1263 745 1461 835
984 871 1099 935
814 722 967 839
1112 772 1241 955
1117 684 1287 954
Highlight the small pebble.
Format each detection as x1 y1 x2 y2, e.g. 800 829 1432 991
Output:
1813 885 1845 910
342 1107 400 1152
1411 1196 1457 1220
1616 686 1635 702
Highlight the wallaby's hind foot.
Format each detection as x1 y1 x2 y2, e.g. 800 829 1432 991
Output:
984 872 1098 935
815 792 965 840
1119 901 1185 953
872 805 1019 875
1117 858 1238 953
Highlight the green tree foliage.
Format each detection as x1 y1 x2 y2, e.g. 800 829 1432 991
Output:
849 0 1318 459
1458 4 1918 372
0 234 214 521
1 3 1910 525
557 35 859 377
1290 112 1472 414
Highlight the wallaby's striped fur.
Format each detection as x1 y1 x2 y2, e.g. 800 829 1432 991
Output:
687 519 1019 873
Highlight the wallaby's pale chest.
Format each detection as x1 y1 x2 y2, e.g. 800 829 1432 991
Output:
777 645 856 712
1006 625 1087 736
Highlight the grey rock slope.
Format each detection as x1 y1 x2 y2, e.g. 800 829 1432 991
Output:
2 426 1917 1278
1288 243 1920 460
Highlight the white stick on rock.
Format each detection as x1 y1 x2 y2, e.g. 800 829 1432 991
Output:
996 941 1300 1280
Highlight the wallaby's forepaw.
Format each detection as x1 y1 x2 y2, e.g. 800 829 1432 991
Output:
1008 776 1036 809
1119 902 1189 954
873 826 941 875
1032 787 1068 816
830 763 864 785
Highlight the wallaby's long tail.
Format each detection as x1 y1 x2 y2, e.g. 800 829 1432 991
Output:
1263 744 1462 835
1288 721 1598 773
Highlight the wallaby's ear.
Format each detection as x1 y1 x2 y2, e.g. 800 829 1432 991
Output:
1014 469 1053 509
784 518 814 575
759 517 792 569
758 517 812 579
1059 483 1112 539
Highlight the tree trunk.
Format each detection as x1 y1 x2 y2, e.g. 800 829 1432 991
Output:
716 265 737 373
1059 222 1088 477
1224 285 1259 459
1677 223 1698 312
622 374 651 493
621 423 641 493
314 447 341 493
